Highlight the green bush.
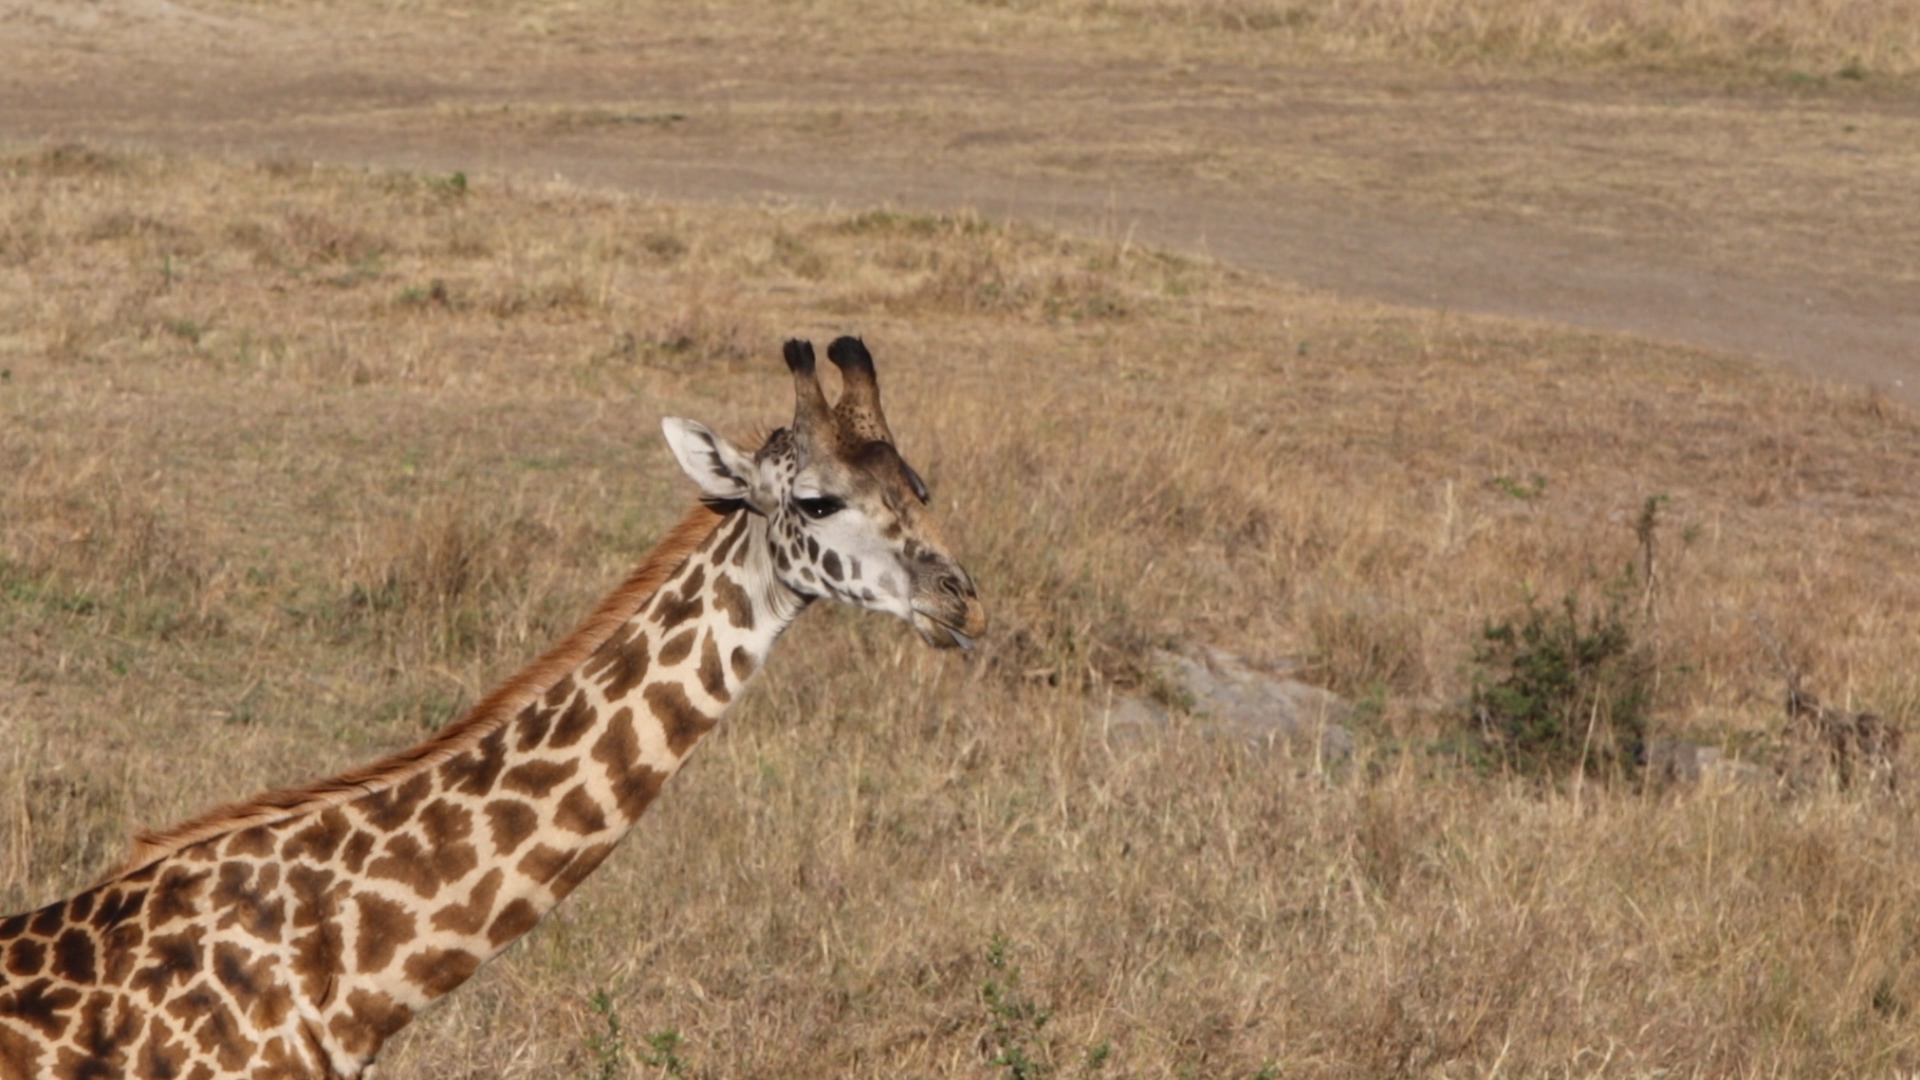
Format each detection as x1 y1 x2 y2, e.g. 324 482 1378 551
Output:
1469 586 1651 780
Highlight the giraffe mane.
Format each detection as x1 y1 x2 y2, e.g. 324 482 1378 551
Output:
104 504 728 883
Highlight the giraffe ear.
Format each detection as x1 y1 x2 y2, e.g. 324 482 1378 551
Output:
663 418 758 508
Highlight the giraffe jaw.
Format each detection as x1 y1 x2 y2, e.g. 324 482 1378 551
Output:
912 610 975 650
910 595 987 650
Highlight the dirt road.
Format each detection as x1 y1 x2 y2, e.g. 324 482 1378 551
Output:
4 0 1916 395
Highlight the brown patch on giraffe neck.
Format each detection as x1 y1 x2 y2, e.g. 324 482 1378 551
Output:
106 505 733 882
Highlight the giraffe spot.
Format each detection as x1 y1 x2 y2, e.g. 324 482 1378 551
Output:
195 997 253 1074
645 681 716 757
514 702 554 752
552 783 608 836
0 913 27 939
162 980 216 1026
590 710 667 821
329 988 411 1061
285 865 341 929
90 886 148 932
501 758 579 798
280 807 352 865
129 929 203 1006
848 555 862 580
730 646 754 682
368 834 440 900
731 532 750 567
340 831 376 875
51 928 97 984
99 920 145 987
145 867 209 930
697 633 730 703
5 937 45 977
657 628 696 667
487 898 542 948
212 862 286 944
652 576 704 630
29 901 68 938
172 983 249 1068
133 1016 189 1080
609 764 666 824
590 707 639 775
67 891 95 925
440 725 509 796
250 1031 316 1080
212 941 278 1021
709 513 746 566
351 892 416 974
419 801 480 886
822 551 843 582
429 868 503 937
418 799 472 849
543 673 577 709
0 976 81 1038
358 773 433 832
0 1021 40 1080
224 825 275 859
516 844 571 886
289 921 344 1008
712 573 755 629
403 946 481 998
583 625 650 701
773 547 791 572
57 989 140 1079
550 842 616 901
547 689 599 750
806 535 820 561
483 800 540 857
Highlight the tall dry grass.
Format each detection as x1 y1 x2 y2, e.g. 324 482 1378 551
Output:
1070 0 1920 77
5 142 1920 1075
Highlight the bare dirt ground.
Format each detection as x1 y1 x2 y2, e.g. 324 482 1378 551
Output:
2 0 1918 395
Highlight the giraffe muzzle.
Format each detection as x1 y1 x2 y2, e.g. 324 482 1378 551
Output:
910 566 986 650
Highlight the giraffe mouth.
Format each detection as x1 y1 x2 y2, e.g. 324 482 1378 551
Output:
910 589 986 651
911 609 976 650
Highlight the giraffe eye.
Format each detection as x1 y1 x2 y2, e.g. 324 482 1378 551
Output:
795 496 844 520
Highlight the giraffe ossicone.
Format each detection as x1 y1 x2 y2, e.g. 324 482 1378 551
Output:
0 337 984 1079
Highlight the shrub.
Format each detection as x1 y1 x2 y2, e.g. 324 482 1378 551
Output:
1468 584 1651 780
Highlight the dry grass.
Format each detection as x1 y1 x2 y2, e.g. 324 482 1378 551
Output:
1072 0 1920 79
251 0 1920 80
6 141 1920 1076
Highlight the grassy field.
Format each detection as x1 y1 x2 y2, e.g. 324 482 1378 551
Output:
243 0 1920 80
5 135 1920 1078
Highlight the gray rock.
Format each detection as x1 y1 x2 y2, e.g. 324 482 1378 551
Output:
1647 737 1768 789
1100 646 1355 761
1094 693 1170 747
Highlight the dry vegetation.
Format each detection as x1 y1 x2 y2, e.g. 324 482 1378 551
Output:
5 140 1920 1077
1072 0 1920 79
286 0 1920 80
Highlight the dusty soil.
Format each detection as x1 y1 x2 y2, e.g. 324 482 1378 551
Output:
3 0 1916 395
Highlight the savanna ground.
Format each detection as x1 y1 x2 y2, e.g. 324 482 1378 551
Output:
4 2 1920 1077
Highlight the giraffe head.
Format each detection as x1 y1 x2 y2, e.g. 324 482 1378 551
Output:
662 337 987 649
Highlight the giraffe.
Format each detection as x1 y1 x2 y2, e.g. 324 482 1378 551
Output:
0 337 985 1079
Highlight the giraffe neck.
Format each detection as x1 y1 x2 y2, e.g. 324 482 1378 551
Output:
294 507 803 1066
0 508 809 1079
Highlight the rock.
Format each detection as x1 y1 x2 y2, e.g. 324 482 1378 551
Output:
1094 645 1354 762
1091 693 1171 747
1647 737 1768 789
